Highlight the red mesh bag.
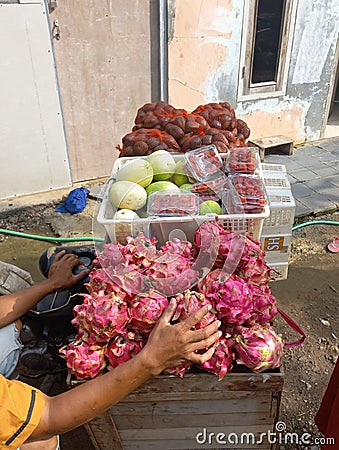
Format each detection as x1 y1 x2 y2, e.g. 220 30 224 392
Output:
132 101 186 131
180 128 231 153
181 127 248 154
235 118 251 140
118 128 181 157
192 102 237 131
164 112 210 144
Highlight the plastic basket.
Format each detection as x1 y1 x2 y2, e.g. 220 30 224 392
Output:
262 172 291 190
268 262 289 281
261 163 287 173
261 233 292 262
97 177 269 245
263 189 296 234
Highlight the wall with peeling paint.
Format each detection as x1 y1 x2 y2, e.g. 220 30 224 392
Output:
168 0 339 144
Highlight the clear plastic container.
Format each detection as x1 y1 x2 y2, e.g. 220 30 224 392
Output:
184 145 223 181
228 174 267 213
191 175 229 200
225 147 260 174
147 191 200 216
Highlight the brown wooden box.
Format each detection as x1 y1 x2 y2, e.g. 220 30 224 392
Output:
82 367 284 450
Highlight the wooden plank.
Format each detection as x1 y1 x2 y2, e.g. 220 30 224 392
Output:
121 370 284 401
119 424 276 445
116 388 274 403
113 412 275 429
110 395 272 416
122 441 272 450
84 411 123 450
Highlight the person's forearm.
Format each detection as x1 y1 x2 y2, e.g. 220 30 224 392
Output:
27 303 220 442
0 279 58 327
34 349 156 439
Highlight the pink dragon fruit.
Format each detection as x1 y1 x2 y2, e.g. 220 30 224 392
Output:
237 255 273 286
214 231 246 273
94 242 125 268
194 221 221 269
246 285 278 325
60 341 106 380
72 292 129 343
234 324 284 373
120 233 158 270
242 236 264 260
198 336 235 380
109 262 147 296
172 290 217 330
129 289 169 334
105 330 145 369
163 361 193 378
160 238 196 260
86 267 131 301
199 269 253 325
145 252 199 296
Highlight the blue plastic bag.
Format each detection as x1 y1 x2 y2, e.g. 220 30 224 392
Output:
55 187 90 214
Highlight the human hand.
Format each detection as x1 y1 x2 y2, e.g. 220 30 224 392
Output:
47 251 90 291
139 298 221 376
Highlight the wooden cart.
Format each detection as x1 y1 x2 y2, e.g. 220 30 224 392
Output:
81 367 284 450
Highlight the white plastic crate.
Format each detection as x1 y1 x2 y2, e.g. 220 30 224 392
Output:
97 154 270 245
261 233 291 263
262 189 296 235
97 178 269 245
261 163 287 173
262 172 291 190
268 262 289 281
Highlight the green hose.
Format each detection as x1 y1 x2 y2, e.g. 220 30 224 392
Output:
0 220 338 243
291 220 339 231
0 228 104 243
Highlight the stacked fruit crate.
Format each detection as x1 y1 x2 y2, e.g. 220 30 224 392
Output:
260 163 296 281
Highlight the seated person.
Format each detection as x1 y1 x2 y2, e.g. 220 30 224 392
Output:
0 251 89 379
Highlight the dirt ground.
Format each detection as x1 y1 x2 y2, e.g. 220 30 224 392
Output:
0 196 338 450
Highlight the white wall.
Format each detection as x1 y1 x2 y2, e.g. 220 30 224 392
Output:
0 2 71 200
167 0 339 143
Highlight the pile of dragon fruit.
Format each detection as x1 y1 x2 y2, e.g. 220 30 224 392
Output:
60 221 284 381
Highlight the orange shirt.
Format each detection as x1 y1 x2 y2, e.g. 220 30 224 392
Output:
315 360 339 449
0 375 45 450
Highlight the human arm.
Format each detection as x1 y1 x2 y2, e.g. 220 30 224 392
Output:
28 300 221 440
0 251 89 327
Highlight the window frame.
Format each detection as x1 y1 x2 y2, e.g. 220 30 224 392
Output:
238 0 297 101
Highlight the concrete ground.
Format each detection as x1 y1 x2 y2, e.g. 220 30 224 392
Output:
264 137 339 218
